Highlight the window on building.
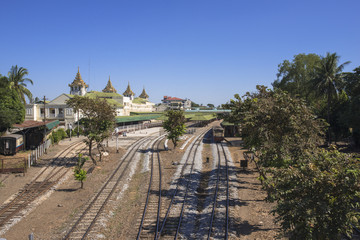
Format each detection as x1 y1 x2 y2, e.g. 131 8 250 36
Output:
66 108 73 115
26 108 32 115
49 108 55 117
59 108 64 115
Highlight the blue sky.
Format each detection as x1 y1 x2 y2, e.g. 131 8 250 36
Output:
1 0 359 106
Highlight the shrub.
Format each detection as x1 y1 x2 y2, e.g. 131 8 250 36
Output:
52 131 60 143
265 149 360 239
57 128 67 139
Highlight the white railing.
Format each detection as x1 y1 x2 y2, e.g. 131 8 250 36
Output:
27 139 51 168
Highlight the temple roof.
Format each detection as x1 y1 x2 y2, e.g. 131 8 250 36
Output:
139 87 149 99
68 67 89 88
102 76 117 93
123 82 135 96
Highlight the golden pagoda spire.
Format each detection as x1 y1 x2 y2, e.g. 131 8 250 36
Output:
69 67 88 88
102 75 117 93
139 86 149 99
123 81 135 96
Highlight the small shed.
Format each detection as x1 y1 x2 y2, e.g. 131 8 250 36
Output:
12 120 59 150
221 121 240 137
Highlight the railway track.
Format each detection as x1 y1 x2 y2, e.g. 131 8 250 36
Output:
136 135 165 239
208 142 230 240
156 128 210 239
63 136 153 240
0 140 86 233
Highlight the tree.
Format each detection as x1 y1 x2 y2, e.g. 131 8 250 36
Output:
343 66 360 146
273 53 321 103
66 96 115 165
312 53 350 144
0 74 25 134
265 149 360 239
224 86 325 169
191 101 200 108
74 153 88 189
225 85 360 238
162 110 186 149
207 103 215 108
7 65 33 104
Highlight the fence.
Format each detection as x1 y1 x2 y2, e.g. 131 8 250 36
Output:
115 122 163 134
0 157 27 175
27 139 51 168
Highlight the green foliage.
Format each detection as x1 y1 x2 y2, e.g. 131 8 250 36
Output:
7 65 33 104
343 67 360 146
74 153 88 189
66 96 116 164
51 128 68 143
272 53 352 144
191 101 199 108
265 150 360 239
207 103 215 108
57 128 67 139
51 131 60 143
225 86 325 168
311 53 351 144
273 53 321 103
66 126 84 137
162 110 187 149
225 84 360 238
0 75 25 133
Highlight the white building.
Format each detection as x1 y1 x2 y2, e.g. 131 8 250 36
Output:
25 68 155 129
161 96 192 110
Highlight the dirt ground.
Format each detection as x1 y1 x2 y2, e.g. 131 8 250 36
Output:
0 133 283 240
0 140 126 240
226 138 282 239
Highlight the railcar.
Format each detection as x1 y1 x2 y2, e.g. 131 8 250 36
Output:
213 126 224 142
0 134 24 155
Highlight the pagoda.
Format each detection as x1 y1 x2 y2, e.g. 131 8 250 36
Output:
102 76 117 93
139 87 149 100
123 82 135 100
69 67 88 96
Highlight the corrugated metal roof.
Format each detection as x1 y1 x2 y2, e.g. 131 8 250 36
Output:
115 114 162 123
45 120 60 130
221 121 239 126
13 120 59 130
190 114 216 121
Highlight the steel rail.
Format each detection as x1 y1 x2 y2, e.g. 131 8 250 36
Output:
63 136 151 240
156 128 210 239
221 142 230 240
0 141 85 227
0 139 84 216
207 142 222 239
207 142 230 240
136 135 164 240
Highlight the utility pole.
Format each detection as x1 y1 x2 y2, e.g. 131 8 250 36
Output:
77 110 80 137
43 96 46 122
43 96 46 144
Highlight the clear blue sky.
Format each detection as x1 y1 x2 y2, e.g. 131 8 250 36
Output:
1 0 359 106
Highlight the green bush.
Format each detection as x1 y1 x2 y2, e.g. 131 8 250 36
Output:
52 131 60 143
57 128 67 139
66 127 83 137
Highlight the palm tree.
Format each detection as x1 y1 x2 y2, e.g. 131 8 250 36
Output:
312 52 350 144
7 65 33 104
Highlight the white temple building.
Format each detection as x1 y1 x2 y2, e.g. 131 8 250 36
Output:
25 68 155 128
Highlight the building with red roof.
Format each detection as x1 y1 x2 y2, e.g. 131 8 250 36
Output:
161 96 192 110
